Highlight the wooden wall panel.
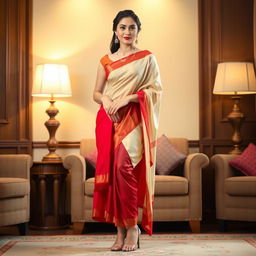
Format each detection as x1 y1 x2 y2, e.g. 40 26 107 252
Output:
221 0 254 61
200 0 256 149
0 0 32 154
199 0 255 221
0 0 7 124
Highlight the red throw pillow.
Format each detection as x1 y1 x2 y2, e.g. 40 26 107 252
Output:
229 143 256 176
85 148 98 168
155 134 186 175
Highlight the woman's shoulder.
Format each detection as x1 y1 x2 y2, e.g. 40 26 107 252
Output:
100 53 110 61
142 50 157 61
100 53 111 66
143 51 159 67
142 49 152 55
141 50 157 61
134 49 152 57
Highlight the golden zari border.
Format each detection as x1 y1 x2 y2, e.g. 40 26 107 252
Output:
95 173 109 183
93 208 138 227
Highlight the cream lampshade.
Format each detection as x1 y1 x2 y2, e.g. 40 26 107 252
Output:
213 62 256 154
32 64 72 97
213 62 256 95
32 64 72 161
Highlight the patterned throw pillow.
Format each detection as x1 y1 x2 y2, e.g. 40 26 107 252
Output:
229 143 256 176
84 148 98 179
85 148 98 168
155 135 186 175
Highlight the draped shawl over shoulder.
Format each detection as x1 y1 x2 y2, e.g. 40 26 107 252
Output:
94 50 162 235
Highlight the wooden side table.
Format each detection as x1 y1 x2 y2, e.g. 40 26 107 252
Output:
30 161 69 230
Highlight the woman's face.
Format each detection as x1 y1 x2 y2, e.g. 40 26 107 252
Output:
115 17 138 46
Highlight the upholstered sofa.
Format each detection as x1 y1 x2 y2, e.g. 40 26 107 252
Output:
63 138 209 234
212 154 256 231
0 154 32 235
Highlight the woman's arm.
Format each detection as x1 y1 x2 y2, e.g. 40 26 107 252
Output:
93 63 120 122
126 94 139 103
108 94 139 115
93 63 108 104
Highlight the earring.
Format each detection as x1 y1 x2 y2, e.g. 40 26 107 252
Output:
135 38 138 44
114 36 119 44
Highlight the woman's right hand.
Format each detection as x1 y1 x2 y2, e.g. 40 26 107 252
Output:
101 95 120 123
101 95 112 111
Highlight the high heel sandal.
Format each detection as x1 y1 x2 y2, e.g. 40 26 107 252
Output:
110 228 127 251
137 226 141 249
110 243 123 251
122 226 141 252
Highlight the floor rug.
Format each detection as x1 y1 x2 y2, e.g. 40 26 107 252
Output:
0 234 255 255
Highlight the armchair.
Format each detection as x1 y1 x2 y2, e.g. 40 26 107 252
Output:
212 154 256 231
63 138 209 234
0 154 32 235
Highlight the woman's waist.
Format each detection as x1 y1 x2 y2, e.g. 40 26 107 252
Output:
98 101 139 116
104 88 136 101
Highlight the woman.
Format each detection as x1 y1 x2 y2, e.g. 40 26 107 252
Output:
92 10 162 252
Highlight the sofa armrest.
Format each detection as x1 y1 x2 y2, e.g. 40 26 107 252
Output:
184 153 209 180
63 154 86 222
184 153 209 220
211 154 237 219
211 154 237 179
0 154 32 179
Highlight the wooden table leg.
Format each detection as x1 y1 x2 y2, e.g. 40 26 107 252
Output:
53 174 61 225
39 174 46 226
30 175 36 223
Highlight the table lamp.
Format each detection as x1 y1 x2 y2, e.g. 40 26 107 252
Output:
213 62 256 154
32 64 72 161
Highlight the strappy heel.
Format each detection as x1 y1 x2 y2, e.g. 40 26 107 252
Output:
122 225 141 252
137 226 141 249
110 227 127 251
110 243 123 251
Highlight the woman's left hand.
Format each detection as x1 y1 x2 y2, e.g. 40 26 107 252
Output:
108 96 130 115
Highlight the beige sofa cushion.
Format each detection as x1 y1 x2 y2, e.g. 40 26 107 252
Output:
85 178 95 196
155 175 188 195
0 178 29 199
84 176 188 196
225 176 256 196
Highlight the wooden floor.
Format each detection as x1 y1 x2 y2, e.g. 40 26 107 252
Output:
0 221 255 236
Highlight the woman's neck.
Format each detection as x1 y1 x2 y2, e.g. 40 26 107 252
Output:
117 44 137 56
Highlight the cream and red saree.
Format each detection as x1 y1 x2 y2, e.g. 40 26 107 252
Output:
92 50 162 235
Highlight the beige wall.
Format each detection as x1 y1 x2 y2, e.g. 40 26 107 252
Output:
32 0 199 160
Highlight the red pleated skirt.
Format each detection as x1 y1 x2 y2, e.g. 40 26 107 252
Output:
92 103 146 228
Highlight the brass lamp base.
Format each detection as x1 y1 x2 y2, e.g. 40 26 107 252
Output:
42 153 62 162
227 96 245 155
42 99 62 162
229 145 242 155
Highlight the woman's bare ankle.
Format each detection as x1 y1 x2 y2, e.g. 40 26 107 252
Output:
122 225 140 251
127 225 138 231
117 226 126 236
111 227 127 251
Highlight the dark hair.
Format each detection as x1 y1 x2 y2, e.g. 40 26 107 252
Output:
110 10 141 53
